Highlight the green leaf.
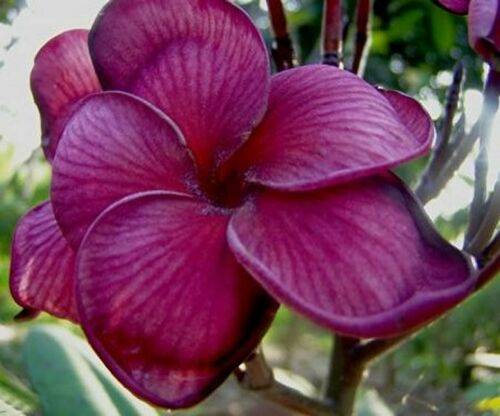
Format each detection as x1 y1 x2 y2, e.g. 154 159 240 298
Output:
0 362 38 414
22 325 158 416
430 7 456 54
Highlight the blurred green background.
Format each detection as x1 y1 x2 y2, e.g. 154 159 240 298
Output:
0 0 498 415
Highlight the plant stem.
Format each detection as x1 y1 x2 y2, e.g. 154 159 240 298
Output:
476 251 500 290
236 348 336 415
266 0 295 71
324 336 364 416
415 62 464 203
464 70 500 246
416 67 499 205
465 177 500 257
479 230 500 266
351 0 372 76
322 0 343 67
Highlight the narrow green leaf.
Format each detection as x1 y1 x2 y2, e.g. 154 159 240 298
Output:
22 325 157 416
0 362 38 413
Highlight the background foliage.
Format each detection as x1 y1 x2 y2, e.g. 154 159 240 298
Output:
0 0 498 415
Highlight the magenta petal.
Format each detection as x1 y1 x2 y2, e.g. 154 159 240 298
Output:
435 0 470 13
378 89 435 146
228 174 474 338
51 92 196 249
10 201 77 322
31 30 101 162
89 0 270 175
76 191 277 408
468 0 499 64
238 65 433 192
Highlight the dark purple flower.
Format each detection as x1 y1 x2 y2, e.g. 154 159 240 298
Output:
437 0 499 67
10 0 473 408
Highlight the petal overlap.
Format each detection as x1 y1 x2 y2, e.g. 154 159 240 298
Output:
89 0 270 175
31 30 101 162
51 92 196 249
233 65 433 191
10 201 77 322
76 192 277 408
228 174 473 338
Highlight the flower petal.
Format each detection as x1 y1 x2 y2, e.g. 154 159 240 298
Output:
435 0 470 14
89 0 270 176
378 89 435 146
228 174 474 338
234 65 433 192
468 0 499 65
31 30 101 162
76 191 277 408
51 92 196 249
10 201 77 322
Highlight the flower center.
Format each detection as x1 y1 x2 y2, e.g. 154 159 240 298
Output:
199 169 247 209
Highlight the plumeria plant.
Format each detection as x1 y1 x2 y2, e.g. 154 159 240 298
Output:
8 0 499 415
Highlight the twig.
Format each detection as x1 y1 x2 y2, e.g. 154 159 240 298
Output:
465 177 500 257
236 348 336 416
480 230 500 265
417 69 499 205
475 251 500 290
430 118 480 199
415 62 465 203
464 70 500 246
266 0 295 71
324 336 365 416
322 0 343 67
351 335 409 363
351 0 372 76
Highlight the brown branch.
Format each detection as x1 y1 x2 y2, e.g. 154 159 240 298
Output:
266 0 295 71
322 0 343 67
324 336 365 416
475 251 500 290
236 348 336 416
351 0 372 76
351 335 408 363
415 62 465 203
480 230 500 265
464 70 500 247
432 118 479 196
417 68 499 205
465 177 500 257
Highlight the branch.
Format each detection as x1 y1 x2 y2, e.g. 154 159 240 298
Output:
351 0 372 76
322 0 343 67
476 251 500 290
465 177 500 257
415 62 465 203
236 348 336 416
480 230 500 265
351 335 408 363
266 0 295 71
324 336 365 416
464 70 500 247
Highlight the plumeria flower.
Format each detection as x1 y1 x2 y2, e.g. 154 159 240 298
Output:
436 0 499 67
10 0 474 408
